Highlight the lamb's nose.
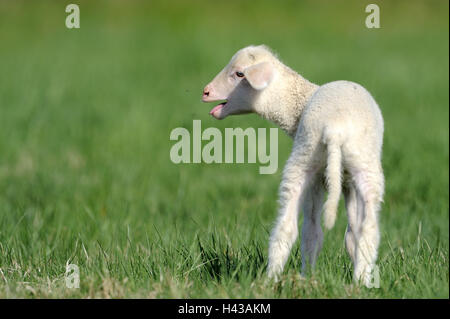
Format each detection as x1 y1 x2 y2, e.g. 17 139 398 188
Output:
203 88 210 97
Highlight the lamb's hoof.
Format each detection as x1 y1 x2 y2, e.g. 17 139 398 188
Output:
266 266 281 283
354 266 380 289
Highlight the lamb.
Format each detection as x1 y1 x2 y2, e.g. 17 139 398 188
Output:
201 45 384 286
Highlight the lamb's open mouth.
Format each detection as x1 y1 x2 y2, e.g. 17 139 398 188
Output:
209 101 227 115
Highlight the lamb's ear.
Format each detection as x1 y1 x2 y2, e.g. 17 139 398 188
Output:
243 62 274 90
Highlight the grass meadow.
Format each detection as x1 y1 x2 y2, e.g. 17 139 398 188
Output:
0 0 448 298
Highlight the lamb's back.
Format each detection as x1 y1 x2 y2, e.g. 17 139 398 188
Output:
297 80 383 153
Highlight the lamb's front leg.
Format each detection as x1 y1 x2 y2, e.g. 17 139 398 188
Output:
267 153 312 280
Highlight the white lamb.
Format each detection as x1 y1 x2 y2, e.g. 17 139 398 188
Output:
202 45 384 286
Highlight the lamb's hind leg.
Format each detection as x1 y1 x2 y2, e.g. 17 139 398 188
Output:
267 150 314 280
352 165 384 286
301 175 325 275
343 181 358 263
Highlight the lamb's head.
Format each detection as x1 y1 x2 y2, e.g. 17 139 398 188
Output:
202 45 276 120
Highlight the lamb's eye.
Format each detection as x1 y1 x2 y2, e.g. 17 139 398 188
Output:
235 71 244 78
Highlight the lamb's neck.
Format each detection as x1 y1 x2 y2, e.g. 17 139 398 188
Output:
258 69 319 138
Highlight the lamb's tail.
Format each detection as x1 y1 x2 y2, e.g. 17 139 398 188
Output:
322 138 343 230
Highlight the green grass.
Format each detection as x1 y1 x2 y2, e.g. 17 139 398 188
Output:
0 0 448 298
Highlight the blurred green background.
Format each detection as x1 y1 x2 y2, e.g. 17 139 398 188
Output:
0 0 448 298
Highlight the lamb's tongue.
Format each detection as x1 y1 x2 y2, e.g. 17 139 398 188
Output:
209 103 224 115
